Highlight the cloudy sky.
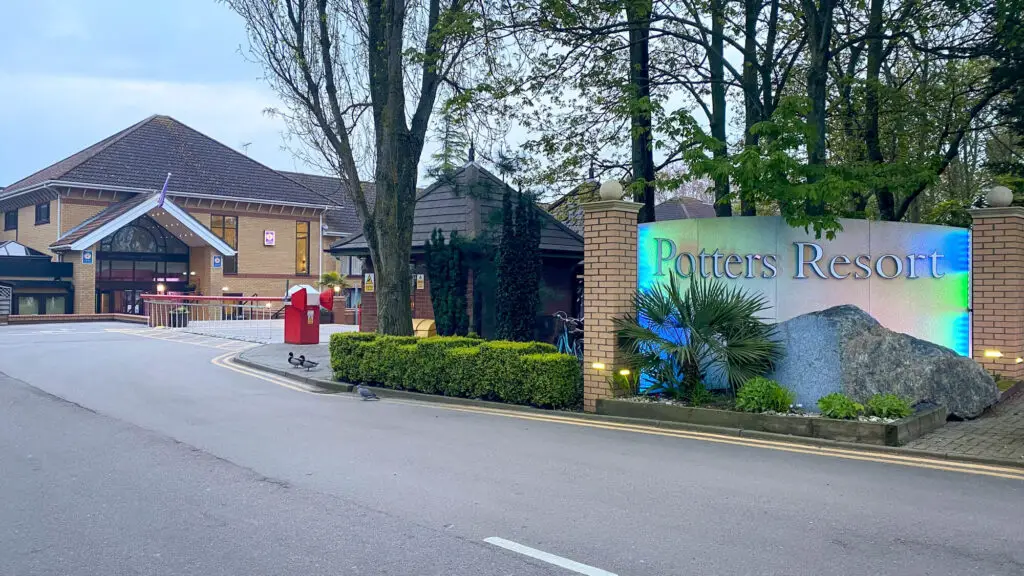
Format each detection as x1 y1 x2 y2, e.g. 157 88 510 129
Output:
0 0 363 186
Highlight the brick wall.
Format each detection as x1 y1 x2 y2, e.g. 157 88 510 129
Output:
69 245 98 314
12 203 59 255
581 200 641 412
2 196 105 245
187 210 323 279
60 200 107 235
355 257 440 333
322 237 340 274
410 258 434 320
970 208 1024 379
360 261 378 332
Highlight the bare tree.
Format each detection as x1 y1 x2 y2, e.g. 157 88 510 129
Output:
225 0 489 334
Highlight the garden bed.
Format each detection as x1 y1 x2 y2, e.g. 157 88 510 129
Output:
595 398 947 446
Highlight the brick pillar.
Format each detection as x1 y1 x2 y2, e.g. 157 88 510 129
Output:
970 207 1024 379
582 200 642 412
68 244 97 314
190 247 225 295
360 262 378 332
187 246 226 321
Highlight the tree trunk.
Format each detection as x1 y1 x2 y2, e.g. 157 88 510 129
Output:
806 56 829 172
761 0 779 117
801 0 835 216
626 0 656 223
740 0 762 216
710 0 733 217
864 0 893 220
367 134 419 336
682 360 702 395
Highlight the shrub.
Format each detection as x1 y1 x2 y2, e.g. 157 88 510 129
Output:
356 336 417 385
866 394 913 419
407 336 482 393
424 229 469 336
441 346 481 397
475 340 532 399
330 332 378 382
441 341 565 404
476 342 554 402
735 377 795 413
329 333 579 409
378 344 417 389
689 382 715 407
480 341 557 354
615 275 782 396
818 393 864 419
608 369 641 397
356 342 382 384
523 354 582 408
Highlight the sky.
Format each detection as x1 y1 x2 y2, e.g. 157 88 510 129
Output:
0 0 692 198
0 0 381 187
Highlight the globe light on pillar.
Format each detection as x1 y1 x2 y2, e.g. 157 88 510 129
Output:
987 185 1013 208
598 180 623 201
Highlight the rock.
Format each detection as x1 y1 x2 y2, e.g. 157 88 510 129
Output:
768 305 998 419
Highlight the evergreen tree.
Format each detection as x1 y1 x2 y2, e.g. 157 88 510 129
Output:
425 229 468 336
427 116 471 179
495 187 517 340
516 190 543 340
495 187 543 341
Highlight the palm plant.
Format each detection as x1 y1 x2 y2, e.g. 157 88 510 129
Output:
319 271 349 293
614 274 782 399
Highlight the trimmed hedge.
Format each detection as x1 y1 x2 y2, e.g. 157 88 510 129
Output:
357 336 417 384
329 332 377 381
409 336 483 393
444 346 482 398
329 333 580 408
477 342 558 403
523 354 583 408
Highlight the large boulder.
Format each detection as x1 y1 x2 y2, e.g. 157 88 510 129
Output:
768 305 998 419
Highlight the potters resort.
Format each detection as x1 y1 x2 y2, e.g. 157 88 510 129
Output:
1 115 1019 447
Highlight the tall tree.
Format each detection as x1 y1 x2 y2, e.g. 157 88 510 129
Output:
626 0 658 222
708 0 732 217
225 0 489 335
499 0 667 219
495 185 516 339
428 116 472 177
495 187 542 341
424 229 469 336
799 0 838 189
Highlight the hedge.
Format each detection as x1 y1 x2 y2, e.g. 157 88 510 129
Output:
476 341 558 403
522 354 583 408
356 336 417 384
329 333 580 408
408 336 483 393
329 332 377 381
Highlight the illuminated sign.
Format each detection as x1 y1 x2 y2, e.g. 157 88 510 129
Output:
652 241 949 280
264 230 276 246
638 217 970 356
